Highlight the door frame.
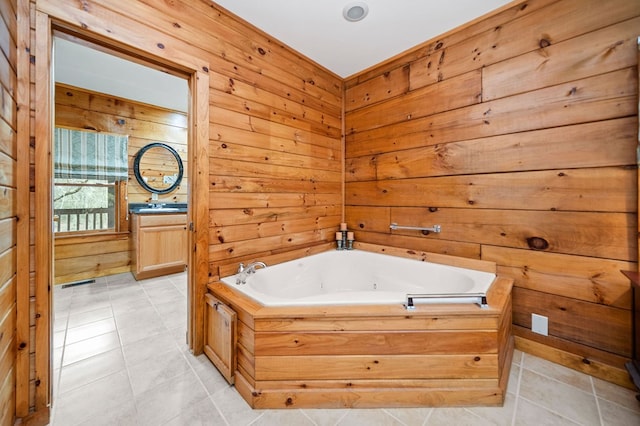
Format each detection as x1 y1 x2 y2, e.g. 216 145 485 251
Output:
30 9 210 416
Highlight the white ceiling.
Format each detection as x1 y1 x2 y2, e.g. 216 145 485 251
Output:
54 37 189 112
213 0 514 77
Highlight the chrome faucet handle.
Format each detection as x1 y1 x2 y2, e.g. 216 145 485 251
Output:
237 263 245 273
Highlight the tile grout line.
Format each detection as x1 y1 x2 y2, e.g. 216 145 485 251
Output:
590 376 605 426
510 351 524 426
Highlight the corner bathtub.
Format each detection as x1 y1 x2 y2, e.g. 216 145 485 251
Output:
206 248 514 409
220 250 495 308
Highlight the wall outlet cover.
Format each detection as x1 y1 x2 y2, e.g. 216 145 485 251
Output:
531 313 548 336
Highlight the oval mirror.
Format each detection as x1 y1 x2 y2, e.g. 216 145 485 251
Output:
133 142 184 194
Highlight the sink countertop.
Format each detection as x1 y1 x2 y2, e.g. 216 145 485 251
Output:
129 203 188 214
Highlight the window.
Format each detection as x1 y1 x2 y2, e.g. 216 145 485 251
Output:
53 128 128 234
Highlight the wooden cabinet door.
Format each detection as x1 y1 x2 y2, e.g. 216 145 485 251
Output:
204 294 237 384
136 223 187 275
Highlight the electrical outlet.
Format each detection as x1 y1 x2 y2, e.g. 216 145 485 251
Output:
531 313 548 336
151 193 159 201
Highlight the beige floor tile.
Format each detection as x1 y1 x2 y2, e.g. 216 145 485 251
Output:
252 409 316 425
62 330 121 366
426 407 495 426
598 397 640 426
67 306 113 328
53 330 66 349
211 385 264 426
68 296 111 315
121 330 180 366
76 399 138 426
187 354 231 396
519 369 600 426
127 347 192 396
507 363 520 395
144 285 184 305
514 397 581 425
134 371 209 426
162 396 226 426
110 294 153 316
301 408 350 426
593 376 640 414
384 407 433 426
522 353 593 393
337 408 407 425
64 317 116 345
58 348 126 395
467 392 517 425
54 370 134 426
118 320 169 346
113 305 160 329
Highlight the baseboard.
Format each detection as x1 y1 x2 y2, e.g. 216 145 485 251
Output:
515 336 635 390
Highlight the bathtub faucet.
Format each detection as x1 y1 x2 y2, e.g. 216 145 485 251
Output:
236 261 267 285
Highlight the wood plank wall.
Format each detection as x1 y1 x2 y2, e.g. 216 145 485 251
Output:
17 0 638 422
0 0 17 423
53 83 188 285
344 0 640 379
24 0 342 422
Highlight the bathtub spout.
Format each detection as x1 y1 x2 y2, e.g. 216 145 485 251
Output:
236 261 267 284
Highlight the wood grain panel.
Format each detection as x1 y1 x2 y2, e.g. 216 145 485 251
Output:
347 69 636 155
254 354 499 381
409 0 640 91
255 331 498 356
346 71 481 133
512 287 631 356
388 207 636 261
483 245 634 308
483 17 640 101
347 167 636 212
345 0 640 375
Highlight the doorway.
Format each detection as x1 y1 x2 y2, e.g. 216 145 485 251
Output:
51 35 189 285
30 19 210 417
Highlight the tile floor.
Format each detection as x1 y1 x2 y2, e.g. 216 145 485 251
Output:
50 272 640 426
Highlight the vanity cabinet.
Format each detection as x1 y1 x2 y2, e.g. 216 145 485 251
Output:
131 213 187 280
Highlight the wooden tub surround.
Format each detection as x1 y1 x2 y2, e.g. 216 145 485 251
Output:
205 251 514 408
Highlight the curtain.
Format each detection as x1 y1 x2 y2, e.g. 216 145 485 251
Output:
54 128 128 181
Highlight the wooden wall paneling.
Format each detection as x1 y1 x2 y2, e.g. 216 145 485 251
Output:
389 207 636 261
512 286 631 356
483 245 635 308
346 69 636 161
345 65 409 112
344 0 640 380
347 70 637 179
347 117 635 170
347 167 636 212
211 123 339 161
408 0 640 91
482 17 640 101
513 333 633 388
210 108 340 151
346 70 481 134
15 1 28 417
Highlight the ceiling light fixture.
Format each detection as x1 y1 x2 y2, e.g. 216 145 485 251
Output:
343 2 369 22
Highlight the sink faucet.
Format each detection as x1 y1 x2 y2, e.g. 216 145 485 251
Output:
236 261 267 285
148 202 165 209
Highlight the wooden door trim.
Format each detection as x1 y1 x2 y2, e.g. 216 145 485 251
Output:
31 9 210 421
